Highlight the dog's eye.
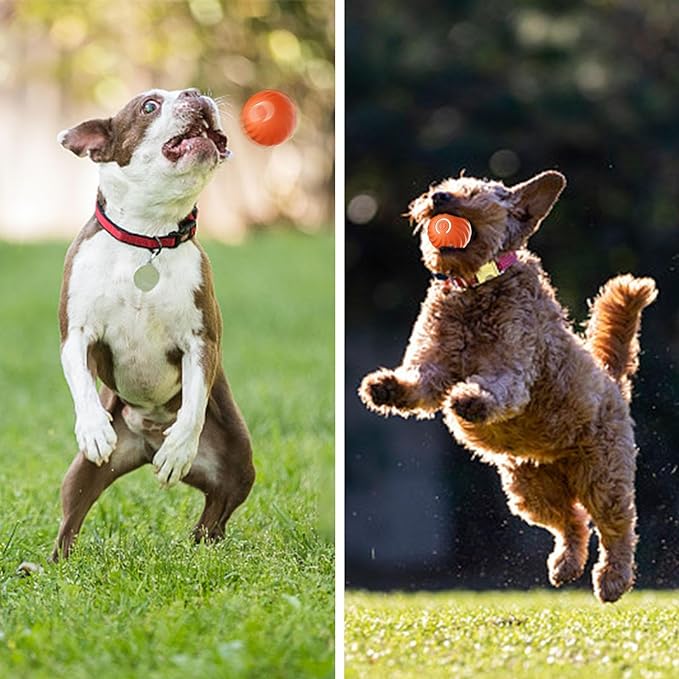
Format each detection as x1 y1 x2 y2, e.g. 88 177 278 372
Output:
141 99 160 114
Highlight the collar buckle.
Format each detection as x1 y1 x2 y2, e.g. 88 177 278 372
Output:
434 251 518 292
475 260 501 284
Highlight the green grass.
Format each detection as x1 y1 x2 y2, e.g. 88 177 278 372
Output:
0 232 334 679
346 590 679 678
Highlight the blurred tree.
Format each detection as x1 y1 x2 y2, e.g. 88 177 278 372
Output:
0 0 334 233
4 0 333 114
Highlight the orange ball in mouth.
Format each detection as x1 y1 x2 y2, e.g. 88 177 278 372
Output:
427 214 472 249
241 90 297 146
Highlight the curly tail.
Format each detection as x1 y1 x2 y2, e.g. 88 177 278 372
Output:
586 274 657 400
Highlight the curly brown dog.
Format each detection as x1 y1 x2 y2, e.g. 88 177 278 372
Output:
359 170 657 603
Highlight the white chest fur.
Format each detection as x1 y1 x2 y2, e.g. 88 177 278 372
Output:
66 231 204 407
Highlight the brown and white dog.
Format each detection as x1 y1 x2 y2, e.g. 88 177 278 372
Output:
53 88 255 560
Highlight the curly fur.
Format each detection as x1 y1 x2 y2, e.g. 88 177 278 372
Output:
359 170 657 603
586 275 658 401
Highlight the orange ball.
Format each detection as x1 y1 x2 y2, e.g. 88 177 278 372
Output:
241 90 297 146
427 214 472 249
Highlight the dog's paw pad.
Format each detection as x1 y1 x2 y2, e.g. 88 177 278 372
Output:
450 392 494 423
369 378 402 406
360 372 406 408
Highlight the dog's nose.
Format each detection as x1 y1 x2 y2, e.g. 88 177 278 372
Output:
432 191 453 207
179 88 201 99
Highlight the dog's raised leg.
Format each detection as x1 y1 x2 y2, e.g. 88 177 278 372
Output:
152 335 217 487
576 443 638 603
498 461 591 587
448 366 532 425
359 364 450 418
181 371 255 542
61 328 119 466
52 399 147 561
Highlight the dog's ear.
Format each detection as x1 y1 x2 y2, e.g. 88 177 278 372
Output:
507 170 566 244
57 118 114 162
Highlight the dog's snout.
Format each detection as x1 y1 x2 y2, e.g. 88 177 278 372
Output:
176 88 217 126
432 191 453 207
179 88 201 100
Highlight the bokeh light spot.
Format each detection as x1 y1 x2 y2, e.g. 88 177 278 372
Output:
222 55 256 87
489 149 520 178
418 107 462 150
575 60 609 98
94 77 130 108
347 194 379 225
50 15 87 49
268 30 302 65
232 0 272 19
189 0 223 26
306 59 334 91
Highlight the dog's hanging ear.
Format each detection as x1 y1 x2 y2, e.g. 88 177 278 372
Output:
506 170 566 246
57 118 114 162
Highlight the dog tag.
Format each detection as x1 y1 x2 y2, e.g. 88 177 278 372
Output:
133 262 160 292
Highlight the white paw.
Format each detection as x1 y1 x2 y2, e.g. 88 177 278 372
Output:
152 422 199 487
75 407 117 466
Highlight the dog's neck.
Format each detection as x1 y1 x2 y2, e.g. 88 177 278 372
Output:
434 250 518 293
97 163 208 237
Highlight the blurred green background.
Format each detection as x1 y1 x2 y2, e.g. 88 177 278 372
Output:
346 0 679 591
0 0 334 239
0 2 334 676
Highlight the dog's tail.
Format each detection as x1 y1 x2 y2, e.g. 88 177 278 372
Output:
585 274 657 400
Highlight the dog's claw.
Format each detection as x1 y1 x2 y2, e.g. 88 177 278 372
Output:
152 426 199 487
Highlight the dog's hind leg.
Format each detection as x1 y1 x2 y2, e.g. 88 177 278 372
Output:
498 460 591 588
182 370 255 543
52 390 147 561
575 434 638 603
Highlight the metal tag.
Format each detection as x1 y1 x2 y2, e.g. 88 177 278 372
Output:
133 262 160 292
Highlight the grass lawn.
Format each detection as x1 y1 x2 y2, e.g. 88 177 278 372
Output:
346 590 679 679
0 232 334 679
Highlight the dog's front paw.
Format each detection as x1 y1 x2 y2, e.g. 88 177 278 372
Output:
359 370 409 412
448 384 497 423
75 407 117 465
153 423 200 487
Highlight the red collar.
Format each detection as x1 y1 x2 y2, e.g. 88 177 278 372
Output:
434 251 518 292
94 202 198 250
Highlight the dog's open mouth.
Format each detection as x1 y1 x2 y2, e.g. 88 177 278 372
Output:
162 119 228 163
